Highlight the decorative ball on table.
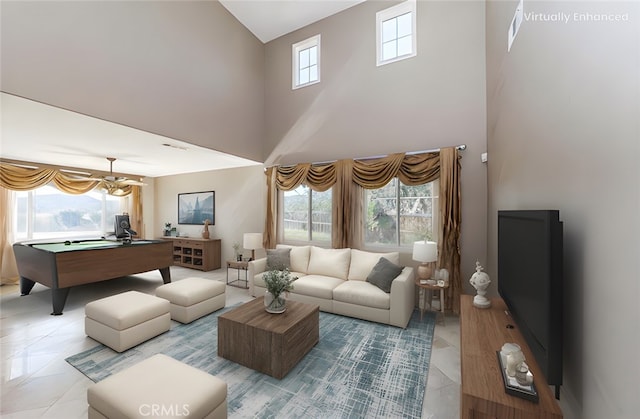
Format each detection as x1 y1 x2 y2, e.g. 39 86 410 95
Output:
263 269 296 314
469 261 491 308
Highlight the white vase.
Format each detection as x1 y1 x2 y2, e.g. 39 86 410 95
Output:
264 291 286 314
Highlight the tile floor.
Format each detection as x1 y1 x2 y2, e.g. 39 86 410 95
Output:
0 266 460 418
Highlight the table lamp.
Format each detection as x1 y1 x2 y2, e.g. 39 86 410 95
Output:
412 240 438 282
243 233 263 261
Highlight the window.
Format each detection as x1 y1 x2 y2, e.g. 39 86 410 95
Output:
292 34 320 89
364 178 438 248
376 0 417 66
14 184 125 241
282 184 331 243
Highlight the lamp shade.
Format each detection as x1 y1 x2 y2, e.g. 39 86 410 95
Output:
243 233 263 250
412 241 437 263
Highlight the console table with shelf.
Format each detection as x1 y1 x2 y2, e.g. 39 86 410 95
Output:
162 237 221 271
460 294 562 419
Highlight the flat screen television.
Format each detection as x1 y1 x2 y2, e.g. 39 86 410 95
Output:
498 210 563 395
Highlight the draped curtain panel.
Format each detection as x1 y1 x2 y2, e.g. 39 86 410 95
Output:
129 186 143 238
0 187 19 285
263 147 462 313
438 148 462 314
263 167 278 250
0 161 134 196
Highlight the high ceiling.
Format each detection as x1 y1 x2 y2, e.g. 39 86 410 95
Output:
1 1 366 178
219 0 365 43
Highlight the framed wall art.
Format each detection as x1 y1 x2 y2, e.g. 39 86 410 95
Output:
178 191 215 225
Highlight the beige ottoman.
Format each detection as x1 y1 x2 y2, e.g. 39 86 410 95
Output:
88 353 227 419
85 291 171 353
156 277 226 324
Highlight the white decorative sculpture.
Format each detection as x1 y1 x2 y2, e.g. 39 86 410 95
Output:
469 261 491 308
500 343 522 375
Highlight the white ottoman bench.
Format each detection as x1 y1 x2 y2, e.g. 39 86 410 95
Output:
85 291 171 353
156 277 226 324
88 353 227 419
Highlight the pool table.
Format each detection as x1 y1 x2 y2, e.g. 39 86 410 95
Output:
13 239 173 315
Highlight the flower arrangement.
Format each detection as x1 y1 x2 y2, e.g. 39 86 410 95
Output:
263 269 296 297
263 269 296 313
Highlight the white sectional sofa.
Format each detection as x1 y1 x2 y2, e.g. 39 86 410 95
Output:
247 245 415 328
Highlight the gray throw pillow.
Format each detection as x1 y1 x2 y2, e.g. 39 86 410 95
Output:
266 248 291 271
366 257 403 293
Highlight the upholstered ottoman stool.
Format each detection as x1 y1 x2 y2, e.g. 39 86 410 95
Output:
88 353 227 419
85 291 171 353
156 277 226 323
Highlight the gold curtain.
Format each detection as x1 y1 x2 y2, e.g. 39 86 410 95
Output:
1 161 135 196
263 167 278 249
332 160 354 248
263 147 462 313
438 148 462 314
0 187 19 285
275 162 337 192
1 162 100 194
128 186 143 238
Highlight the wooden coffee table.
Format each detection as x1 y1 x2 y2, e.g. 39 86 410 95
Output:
217 297 319 379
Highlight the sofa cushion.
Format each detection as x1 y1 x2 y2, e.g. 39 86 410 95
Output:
276 244 310 274
266 248 291 271
291 275 345 299
307 246 351 280
347 249 400 281
333 281 390 310
366 257 404 293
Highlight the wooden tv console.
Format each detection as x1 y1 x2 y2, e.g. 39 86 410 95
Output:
460 295 563 419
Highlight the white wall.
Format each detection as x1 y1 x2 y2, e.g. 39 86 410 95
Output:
486 1 640 417
152 165 266 263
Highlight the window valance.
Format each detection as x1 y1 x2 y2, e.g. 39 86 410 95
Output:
273 151 441 193
0 161 132 196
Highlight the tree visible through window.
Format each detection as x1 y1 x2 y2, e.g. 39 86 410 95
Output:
365 178 438 247
282 184 331 243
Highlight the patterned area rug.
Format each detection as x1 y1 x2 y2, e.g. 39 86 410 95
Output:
66 305 436 418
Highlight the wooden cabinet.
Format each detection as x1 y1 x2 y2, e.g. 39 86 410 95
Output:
162 237 221 271
460 295 562 419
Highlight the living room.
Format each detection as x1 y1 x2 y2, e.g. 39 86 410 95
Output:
2 1 639 418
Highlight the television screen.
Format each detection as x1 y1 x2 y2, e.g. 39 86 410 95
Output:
498 210 563 391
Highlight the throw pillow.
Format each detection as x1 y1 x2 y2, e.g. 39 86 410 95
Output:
266 248 291 271
366 257 403 293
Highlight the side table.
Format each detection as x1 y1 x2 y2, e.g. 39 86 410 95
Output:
226 260 249 289
415 278 448 324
